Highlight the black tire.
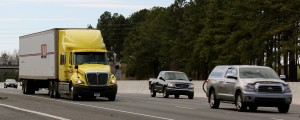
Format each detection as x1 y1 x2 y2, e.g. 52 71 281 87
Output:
236 92 247 112
188 94 194 99
174 94 180 99
209 90 220 109
108 94 116 101
278 104 290 113
202 80 207 93
27 80 35 94
150 86 156 97
53 81 60 98
22 80 27 94
49 81 54 98
163 87 169 98
69 85 78 101
249 105 258 112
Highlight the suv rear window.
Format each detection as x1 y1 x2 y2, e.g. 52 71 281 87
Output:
209 66 229 78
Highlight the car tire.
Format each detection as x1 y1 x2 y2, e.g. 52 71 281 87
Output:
188 94 194 99
278 104 289 113
150 86 156 97
163 87 169 98
236 92 247 112
249 105 258 112
174 94 180 99
209 90 220 109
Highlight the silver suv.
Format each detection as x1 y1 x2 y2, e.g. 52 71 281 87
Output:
206 65 292 113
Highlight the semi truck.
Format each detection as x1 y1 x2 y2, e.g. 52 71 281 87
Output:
19 28 118 101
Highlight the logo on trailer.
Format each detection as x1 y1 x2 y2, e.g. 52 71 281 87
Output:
41 44 47 58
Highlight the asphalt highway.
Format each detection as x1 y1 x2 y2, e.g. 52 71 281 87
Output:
0 88 299 120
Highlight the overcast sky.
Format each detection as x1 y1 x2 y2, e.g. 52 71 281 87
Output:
0 0 174 54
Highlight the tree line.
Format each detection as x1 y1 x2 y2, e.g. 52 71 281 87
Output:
96 0 300 81
0 50 19 82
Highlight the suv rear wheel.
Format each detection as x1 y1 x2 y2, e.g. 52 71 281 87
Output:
209 90 220 109
236 92 247 112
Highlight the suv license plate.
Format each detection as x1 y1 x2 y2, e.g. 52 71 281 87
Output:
94 93 100 97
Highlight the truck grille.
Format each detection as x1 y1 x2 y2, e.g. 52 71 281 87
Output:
257 85 282 93
175 84 190 88
86 72 109 86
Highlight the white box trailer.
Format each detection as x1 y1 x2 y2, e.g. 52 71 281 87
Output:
19 29 57 80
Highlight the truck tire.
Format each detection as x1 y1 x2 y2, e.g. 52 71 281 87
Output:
53 81 60 98
49 81 54 98
69 85 78 101
150 86 156 97
278 104 289 113
174 94 180 99
108 94 116 101
22 80 34 94
22 80 27 94
236 92 247 112
209 90 220 109
163 87 169 98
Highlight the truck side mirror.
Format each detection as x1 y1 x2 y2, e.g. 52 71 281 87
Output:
75 65 78 69
279 75 286 81
189 78 192 81
226 73 237 79
159 77 165 81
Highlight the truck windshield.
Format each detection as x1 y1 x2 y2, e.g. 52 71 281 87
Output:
239 68 279 79
165 72 189 80
74 52 108 65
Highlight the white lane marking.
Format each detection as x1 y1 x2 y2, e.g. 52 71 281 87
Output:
0 91 174 120
271 118 284 120
0 104 70 120
175 106 196 110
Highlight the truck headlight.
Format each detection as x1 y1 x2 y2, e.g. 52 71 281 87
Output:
245 83 255 92
167 83 175 87
189 84 194 88
75 79 84 84
111 79 117 84
283 84 291 93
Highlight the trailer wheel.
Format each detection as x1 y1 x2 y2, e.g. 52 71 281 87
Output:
49 81 54 98
22 80 27 94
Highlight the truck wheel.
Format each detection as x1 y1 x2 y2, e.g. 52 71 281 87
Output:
69 85 78 101
188 94 194 99
174 94 180 99
150 86 156 97
22 80 27 94
108 94 116 101
236 92 247 112
53 81 60 98
27 80 35 94
49 81 54 98
249 105 258 112
163 88 169 98
278 104 289 113
209 90 220 109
